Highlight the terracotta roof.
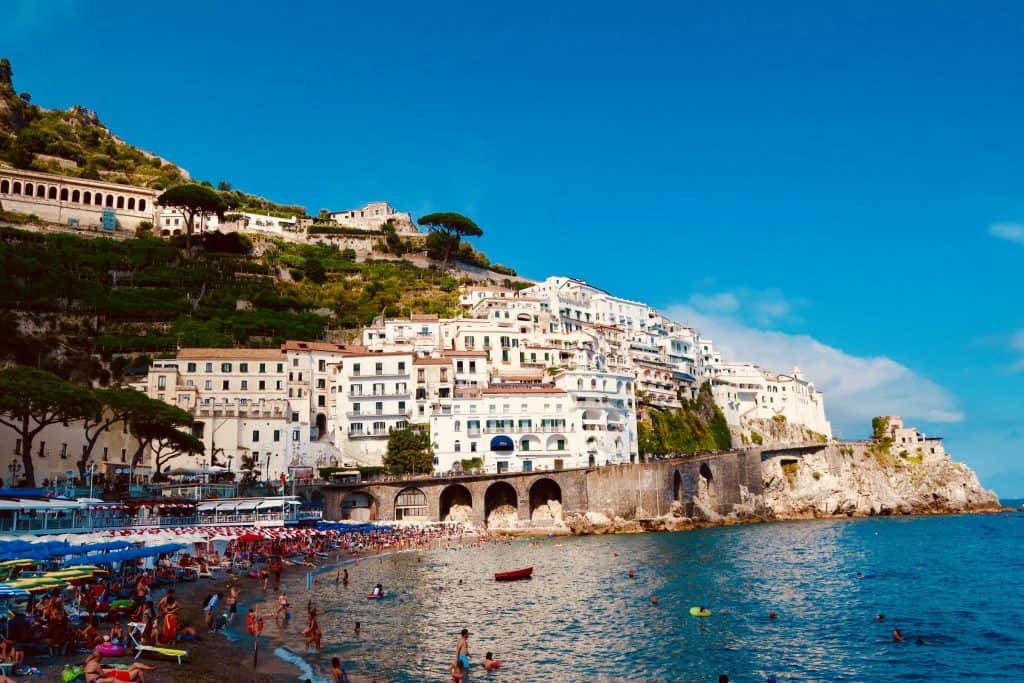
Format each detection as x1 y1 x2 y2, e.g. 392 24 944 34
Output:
280 340 347 353
177 348 283 360
413 357 451 366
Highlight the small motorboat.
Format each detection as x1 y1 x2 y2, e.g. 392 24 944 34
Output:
494 566 533 581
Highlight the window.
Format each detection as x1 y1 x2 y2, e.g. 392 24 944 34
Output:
292 430 300 441
349 424 363 436
157 376 166 389
520 439 530 451
375 401 383 414
239 363 249 373
557 439 566 450
454 440 461 453
221 363 232 372
187 362 197 372
318 395 326 407
318 359 326 372
398 400 406 412
398 361 406 372
373 421 386 434
351 384 362 396
470 442 477 452
277 363 284 372
206 363 213 372
222 380 229 390
258 380 266 390
241 380 248 390
276 380 283 390
252 430 260 442
273 430 281 442
353 363 361 376
293 358 299 367
375 362 383 375
259 363 266 373
204 380 212 390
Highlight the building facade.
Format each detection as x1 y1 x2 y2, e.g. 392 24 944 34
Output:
0 166 159 232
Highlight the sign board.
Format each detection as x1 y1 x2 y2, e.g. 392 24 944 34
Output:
101 209 116 231
288 466 314 481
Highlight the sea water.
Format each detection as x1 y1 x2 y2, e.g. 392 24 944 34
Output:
259 510 1024 682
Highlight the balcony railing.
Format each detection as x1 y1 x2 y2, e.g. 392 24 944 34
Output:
348 431 389 440
347 410 412 419
0 509 323 535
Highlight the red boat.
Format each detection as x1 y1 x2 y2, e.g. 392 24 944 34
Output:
494 566 533 581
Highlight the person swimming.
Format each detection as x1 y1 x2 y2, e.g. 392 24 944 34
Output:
371 583 383 597
482 652 498 670
875 613 885 622
892 629 904 642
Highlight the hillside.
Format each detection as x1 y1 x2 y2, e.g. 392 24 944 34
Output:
0 226 481 383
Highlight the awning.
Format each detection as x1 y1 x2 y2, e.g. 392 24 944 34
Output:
196 502 219 511
235 501 260 511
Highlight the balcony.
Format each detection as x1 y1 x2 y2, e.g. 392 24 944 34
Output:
348 431 389 440
346 410 412 419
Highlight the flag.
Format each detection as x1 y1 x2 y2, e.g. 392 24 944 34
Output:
287 471 294 482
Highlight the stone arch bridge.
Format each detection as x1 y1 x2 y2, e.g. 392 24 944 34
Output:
322 444 825 528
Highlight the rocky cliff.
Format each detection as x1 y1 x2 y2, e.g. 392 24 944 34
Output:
761 443 1000 518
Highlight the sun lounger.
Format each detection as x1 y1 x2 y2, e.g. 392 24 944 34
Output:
127 623 186 664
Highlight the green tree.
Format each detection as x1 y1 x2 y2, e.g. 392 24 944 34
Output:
75 387 167 479
417 212 482 271
125 395 197 471
157 184 229 249
304 258 327 284
149 424 204 481
383 427 432 475
0 367 97 487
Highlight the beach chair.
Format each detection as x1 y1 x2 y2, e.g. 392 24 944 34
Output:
126 622 187 665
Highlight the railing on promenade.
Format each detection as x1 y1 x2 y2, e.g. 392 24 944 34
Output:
0 508 323 535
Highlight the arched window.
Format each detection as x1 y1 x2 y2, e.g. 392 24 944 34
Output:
94 193 103 206
127 197 135 210
105 194 114 207
36 185 46 198
116 196 124 209
83 192 92 205
72 190 80 203
138 199 146 212
454 421 461 432
12 182 21 194
48 186 57 200
0 180 8 194
24 183 33 196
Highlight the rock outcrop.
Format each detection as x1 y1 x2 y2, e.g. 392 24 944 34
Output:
762 443 1000 518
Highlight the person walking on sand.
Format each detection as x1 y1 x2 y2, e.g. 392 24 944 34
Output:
454 628 471 670
226 585 239 622
275 591 290 625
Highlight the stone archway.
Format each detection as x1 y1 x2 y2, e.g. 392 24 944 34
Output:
484 481 519 529
315 413 327 440
340 490 377 521
528 478 562 523
394 486 427 520
673 470 683 501
439 484 473 522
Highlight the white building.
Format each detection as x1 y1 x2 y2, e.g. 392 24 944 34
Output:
329 201 417 233
145 349 299 481
335 351 415 466
157 209 300 238
710 362 831 439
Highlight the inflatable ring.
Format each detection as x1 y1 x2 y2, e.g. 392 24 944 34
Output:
95 642 126 656
689 606 712 617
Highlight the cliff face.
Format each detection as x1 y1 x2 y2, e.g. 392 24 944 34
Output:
761 444 1000 518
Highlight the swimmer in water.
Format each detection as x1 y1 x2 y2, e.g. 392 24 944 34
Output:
768 611 777 620
482 652 498 670
892 629 904 642
875 613 885 622
371 583 383 597
353 621 360 636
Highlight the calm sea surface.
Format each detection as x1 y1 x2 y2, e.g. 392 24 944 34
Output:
251 509 1024 682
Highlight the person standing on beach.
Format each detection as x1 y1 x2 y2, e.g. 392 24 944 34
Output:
226 585 239 622
273 558 283 590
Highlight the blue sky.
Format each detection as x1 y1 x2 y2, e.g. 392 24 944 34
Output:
3 1 1022 494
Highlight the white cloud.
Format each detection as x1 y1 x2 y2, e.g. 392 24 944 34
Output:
990 222 1024 247
665 304 965 437
687 292 739 314
687 287 807 327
